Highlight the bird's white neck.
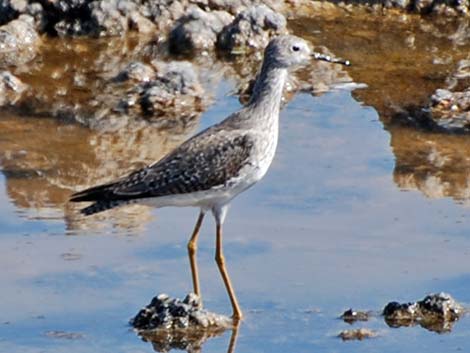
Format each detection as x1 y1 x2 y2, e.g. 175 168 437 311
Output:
247 63 287 121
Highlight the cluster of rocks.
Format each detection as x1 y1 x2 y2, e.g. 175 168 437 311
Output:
0 2 293 123
0 2 293 126
131 293 232 331
0 0 465 81
0 34 211 131
87 59 209 131
344 0 470 16
216 5 287 53
390 58 470 133
383 292 464 332
423 59 470 132
131 293 234 352
168 4 288 54
340 292 465 337
0 0 467 52
429 87 470 131
0 1 292 42
169 6 234 54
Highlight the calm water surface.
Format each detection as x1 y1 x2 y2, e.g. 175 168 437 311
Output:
1 12 470 353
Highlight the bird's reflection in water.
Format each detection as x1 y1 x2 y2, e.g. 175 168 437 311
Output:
0 112 198 232
138 321 240 353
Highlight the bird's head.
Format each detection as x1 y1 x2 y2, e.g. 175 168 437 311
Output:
265 35 312 68
265 35 350 68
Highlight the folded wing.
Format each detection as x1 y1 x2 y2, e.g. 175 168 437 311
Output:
70 132 254 213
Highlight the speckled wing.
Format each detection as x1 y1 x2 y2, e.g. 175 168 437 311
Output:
70 130 254 204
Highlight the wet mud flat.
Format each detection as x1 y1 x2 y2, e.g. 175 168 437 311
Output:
1 2 470 353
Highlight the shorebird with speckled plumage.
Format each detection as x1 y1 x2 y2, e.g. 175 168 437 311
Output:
70 35 349 321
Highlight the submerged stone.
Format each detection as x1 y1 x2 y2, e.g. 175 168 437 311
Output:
45 330 85 340
338 328 377 341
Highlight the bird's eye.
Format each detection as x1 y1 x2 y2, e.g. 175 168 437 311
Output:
292 45 300 52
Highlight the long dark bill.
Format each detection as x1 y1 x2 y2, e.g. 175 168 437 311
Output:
312 52 351 66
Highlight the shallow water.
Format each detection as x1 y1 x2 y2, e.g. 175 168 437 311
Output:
1 11 470 353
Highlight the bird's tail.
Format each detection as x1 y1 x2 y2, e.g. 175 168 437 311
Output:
70 184 134 215
69 183 115 203
79 200 127 215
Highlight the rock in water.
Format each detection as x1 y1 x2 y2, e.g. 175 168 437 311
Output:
169 6 233 54
0 71 28 106
131 293 232 331
383 292 464 333
217 5 287 53
340 308 371 324
131 293 233 352
0 14 40 67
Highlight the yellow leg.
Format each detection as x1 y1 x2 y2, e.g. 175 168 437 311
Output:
187 212 204 300
215 224 243 320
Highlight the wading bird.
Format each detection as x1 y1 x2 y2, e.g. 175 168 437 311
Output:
70 35 349 320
